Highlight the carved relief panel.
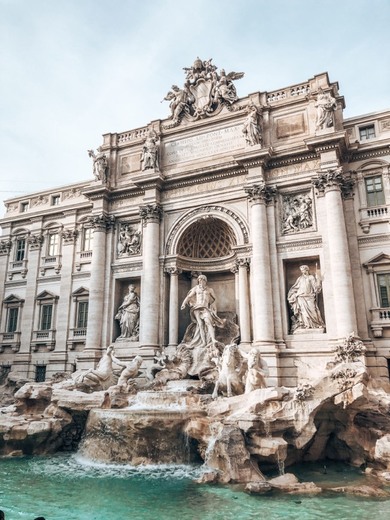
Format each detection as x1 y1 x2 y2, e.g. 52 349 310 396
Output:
280 191 314 235
117 223 142 257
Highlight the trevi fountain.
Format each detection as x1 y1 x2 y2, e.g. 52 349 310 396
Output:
1 59 390 519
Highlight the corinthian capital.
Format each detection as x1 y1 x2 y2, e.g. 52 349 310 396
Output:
244 182 277 204
312 167 343 194
86 214 115 231
139 203 163 224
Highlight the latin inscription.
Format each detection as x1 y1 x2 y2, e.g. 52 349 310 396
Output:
163 125 245 166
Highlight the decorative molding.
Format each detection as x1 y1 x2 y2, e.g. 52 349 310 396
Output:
111 262 143 274
358 235 390 246
350 146 390 163
277 237 323 252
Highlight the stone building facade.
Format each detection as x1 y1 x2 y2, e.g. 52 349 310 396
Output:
1 62 389 385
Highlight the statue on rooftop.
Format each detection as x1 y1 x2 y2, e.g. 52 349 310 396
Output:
315 88 337 130
163 58 244 127
141 130 160 171
87 147 109 183
242 104 262 146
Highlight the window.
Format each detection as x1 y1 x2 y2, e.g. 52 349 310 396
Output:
82 227 93 251
40 304 53 330
378 274 390 308
15 238 26 261
359 125 376 141
35 365 46 382
7 308 19 333
51 195 60 206
77 301 89 328
48 233 59 256
20 202 29 213
365 176 385 206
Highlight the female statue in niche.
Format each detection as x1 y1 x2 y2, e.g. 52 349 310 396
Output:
287 265 325 333
115 284 140 340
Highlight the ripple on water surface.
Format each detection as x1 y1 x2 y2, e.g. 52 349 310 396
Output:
1 455 390 520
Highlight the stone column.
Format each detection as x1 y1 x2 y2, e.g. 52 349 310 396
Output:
166 268 182 347
236 258 251 348
245 183 276 345
312 169 358 337
84 214 114 355
139 204 162 347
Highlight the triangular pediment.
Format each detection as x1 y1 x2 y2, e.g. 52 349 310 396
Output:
36 290 58 301
3 294 24 305
363 253 390 268
72 287 89 297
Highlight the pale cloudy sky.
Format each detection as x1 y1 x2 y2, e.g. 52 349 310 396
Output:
1 0 389 222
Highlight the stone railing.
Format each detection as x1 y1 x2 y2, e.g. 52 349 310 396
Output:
70 327 87 338
31 329 56 350
369 308 390 337
266 83 310 104
359 205 389 233
0 332 21 352
8 259 28 280
117 126 149 144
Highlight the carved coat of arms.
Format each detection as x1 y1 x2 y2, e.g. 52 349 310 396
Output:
163 58 244 128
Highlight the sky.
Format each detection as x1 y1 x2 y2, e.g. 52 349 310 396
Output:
1 0 390 224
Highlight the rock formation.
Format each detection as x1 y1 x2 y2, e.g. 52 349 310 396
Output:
1 338 390 495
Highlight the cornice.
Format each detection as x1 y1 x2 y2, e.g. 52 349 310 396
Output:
164 162 246 190
358 234 390 246
276 237 323 252
349 145 390 163
269 152 318 169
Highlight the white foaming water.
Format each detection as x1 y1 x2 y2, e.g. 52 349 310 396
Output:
29 453 206 480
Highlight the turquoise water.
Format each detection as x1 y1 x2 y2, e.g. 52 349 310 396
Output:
1 455 390 520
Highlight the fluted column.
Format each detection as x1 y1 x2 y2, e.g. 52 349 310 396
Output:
166 268 182 347
312 169 358 337
237 258 251 347
245 183 276 345
139 204 162 347
85 214 114 352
